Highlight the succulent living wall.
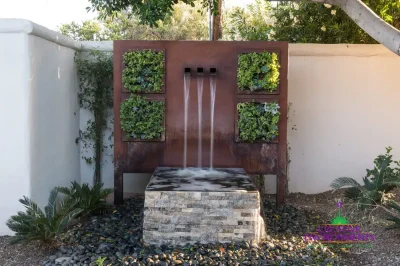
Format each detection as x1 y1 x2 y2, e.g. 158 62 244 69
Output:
122 49 164 93
120 94 165 140
237 101 280 142
237 52 280 92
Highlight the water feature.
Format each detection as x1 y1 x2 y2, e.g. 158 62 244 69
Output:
183 69 191 168
176 167 230 178
209 68 217 169
196 68 204 168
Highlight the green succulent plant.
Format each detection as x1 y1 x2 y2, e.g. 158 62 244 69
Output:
122 49 164 93
237 101 280 142
237 51 280 92
120 94 165 140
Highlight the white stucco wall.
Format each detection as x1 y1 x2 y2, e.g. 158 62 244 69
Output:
0 33 31 235
0 19 81 235
287 44 400 193
28 35 80 208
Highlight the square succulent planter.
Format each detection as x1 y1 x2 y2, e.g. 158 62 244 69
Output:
236 49 281 95
234 98 280 143
120 94 166 142
121 48 166 94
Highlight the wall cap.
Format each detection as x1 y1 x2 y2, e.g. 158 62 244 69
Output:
289 43 396 57
0 18 82 50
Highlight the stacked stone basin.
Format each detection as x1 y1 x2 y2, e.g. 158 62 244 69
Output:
143 167 265 246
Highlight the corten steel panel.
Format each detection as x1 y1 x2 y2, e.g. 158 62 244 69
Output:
114 41 288 205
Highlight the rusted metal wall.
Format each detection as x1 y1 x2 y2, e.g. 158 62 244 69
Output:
114 41 288 204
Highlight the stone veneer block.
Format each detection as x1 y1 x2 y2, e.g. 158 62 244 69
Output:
143 167 265 246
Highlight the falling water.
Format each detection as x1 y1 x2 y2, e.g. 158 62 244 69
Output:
183 73 191 168
209 74 217 169
197 74 204 168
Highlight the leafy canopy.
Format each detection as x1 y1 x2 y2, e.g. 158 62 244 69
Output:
272 0 400 44
59 2 208 41
87 0 219 27
223 0 274 41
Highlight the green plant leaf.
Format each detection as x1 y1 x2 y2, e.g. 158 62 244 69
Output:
120 95 165 140
122 50 164 93
237 52 280 92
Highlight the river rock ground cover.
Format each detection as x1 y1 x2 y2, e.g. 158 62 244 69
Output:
0 189 399 266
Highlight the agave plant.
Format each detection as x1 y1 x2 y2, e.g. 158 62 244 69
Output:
386 200 400 230
6 188 81 244
331 147 400 209
56 181 113 217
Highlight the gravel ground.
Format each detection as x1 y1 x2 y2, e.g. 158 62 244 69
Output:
278 188 400 266
1 189 399 266
0 236 54 266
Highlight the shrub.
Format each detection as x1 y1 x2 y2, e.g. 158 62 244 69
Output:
120 94 165 140
386 201 400 229
386 200 400 230
331 147 400 209
6 189 81 244
57 181 113 217
237 101 280 142
237 51 280 92
122 49 164 93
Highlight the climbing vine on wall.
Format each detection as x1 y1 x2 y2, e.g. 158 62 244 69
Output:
122 50 165 93
120 95 165 140
75 50 113 185
237 52 280 92
237 101 280 142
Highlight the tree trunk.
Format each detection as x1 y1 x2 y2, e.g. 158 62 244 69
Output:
310 0 400 55
212 0 223 40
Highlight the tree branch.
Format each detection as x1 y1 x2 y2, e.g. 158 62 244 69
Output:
268 0 400 55
332 0 400 55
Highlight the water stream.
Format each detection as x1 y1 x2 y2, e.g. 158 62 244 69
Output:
183 73 191 168
209 75 217 169
197 74 204 168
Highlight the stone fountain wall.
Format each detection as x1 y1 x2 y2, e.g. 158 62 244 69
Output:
143 180 265 245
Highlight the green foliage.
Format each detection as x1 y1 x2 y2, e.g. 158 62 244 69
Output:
237 101 280 142
56 181 113 217
237 52 280 92
386 200 400 230
331 147 400 209
122 50 164 93
272 0 400 44
6 189 81 244
76 50 113 185
223 0 273 41
120 95 165 140
95 257 107 266
58 21 104 41
59 2 208 42
87 0 219 27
